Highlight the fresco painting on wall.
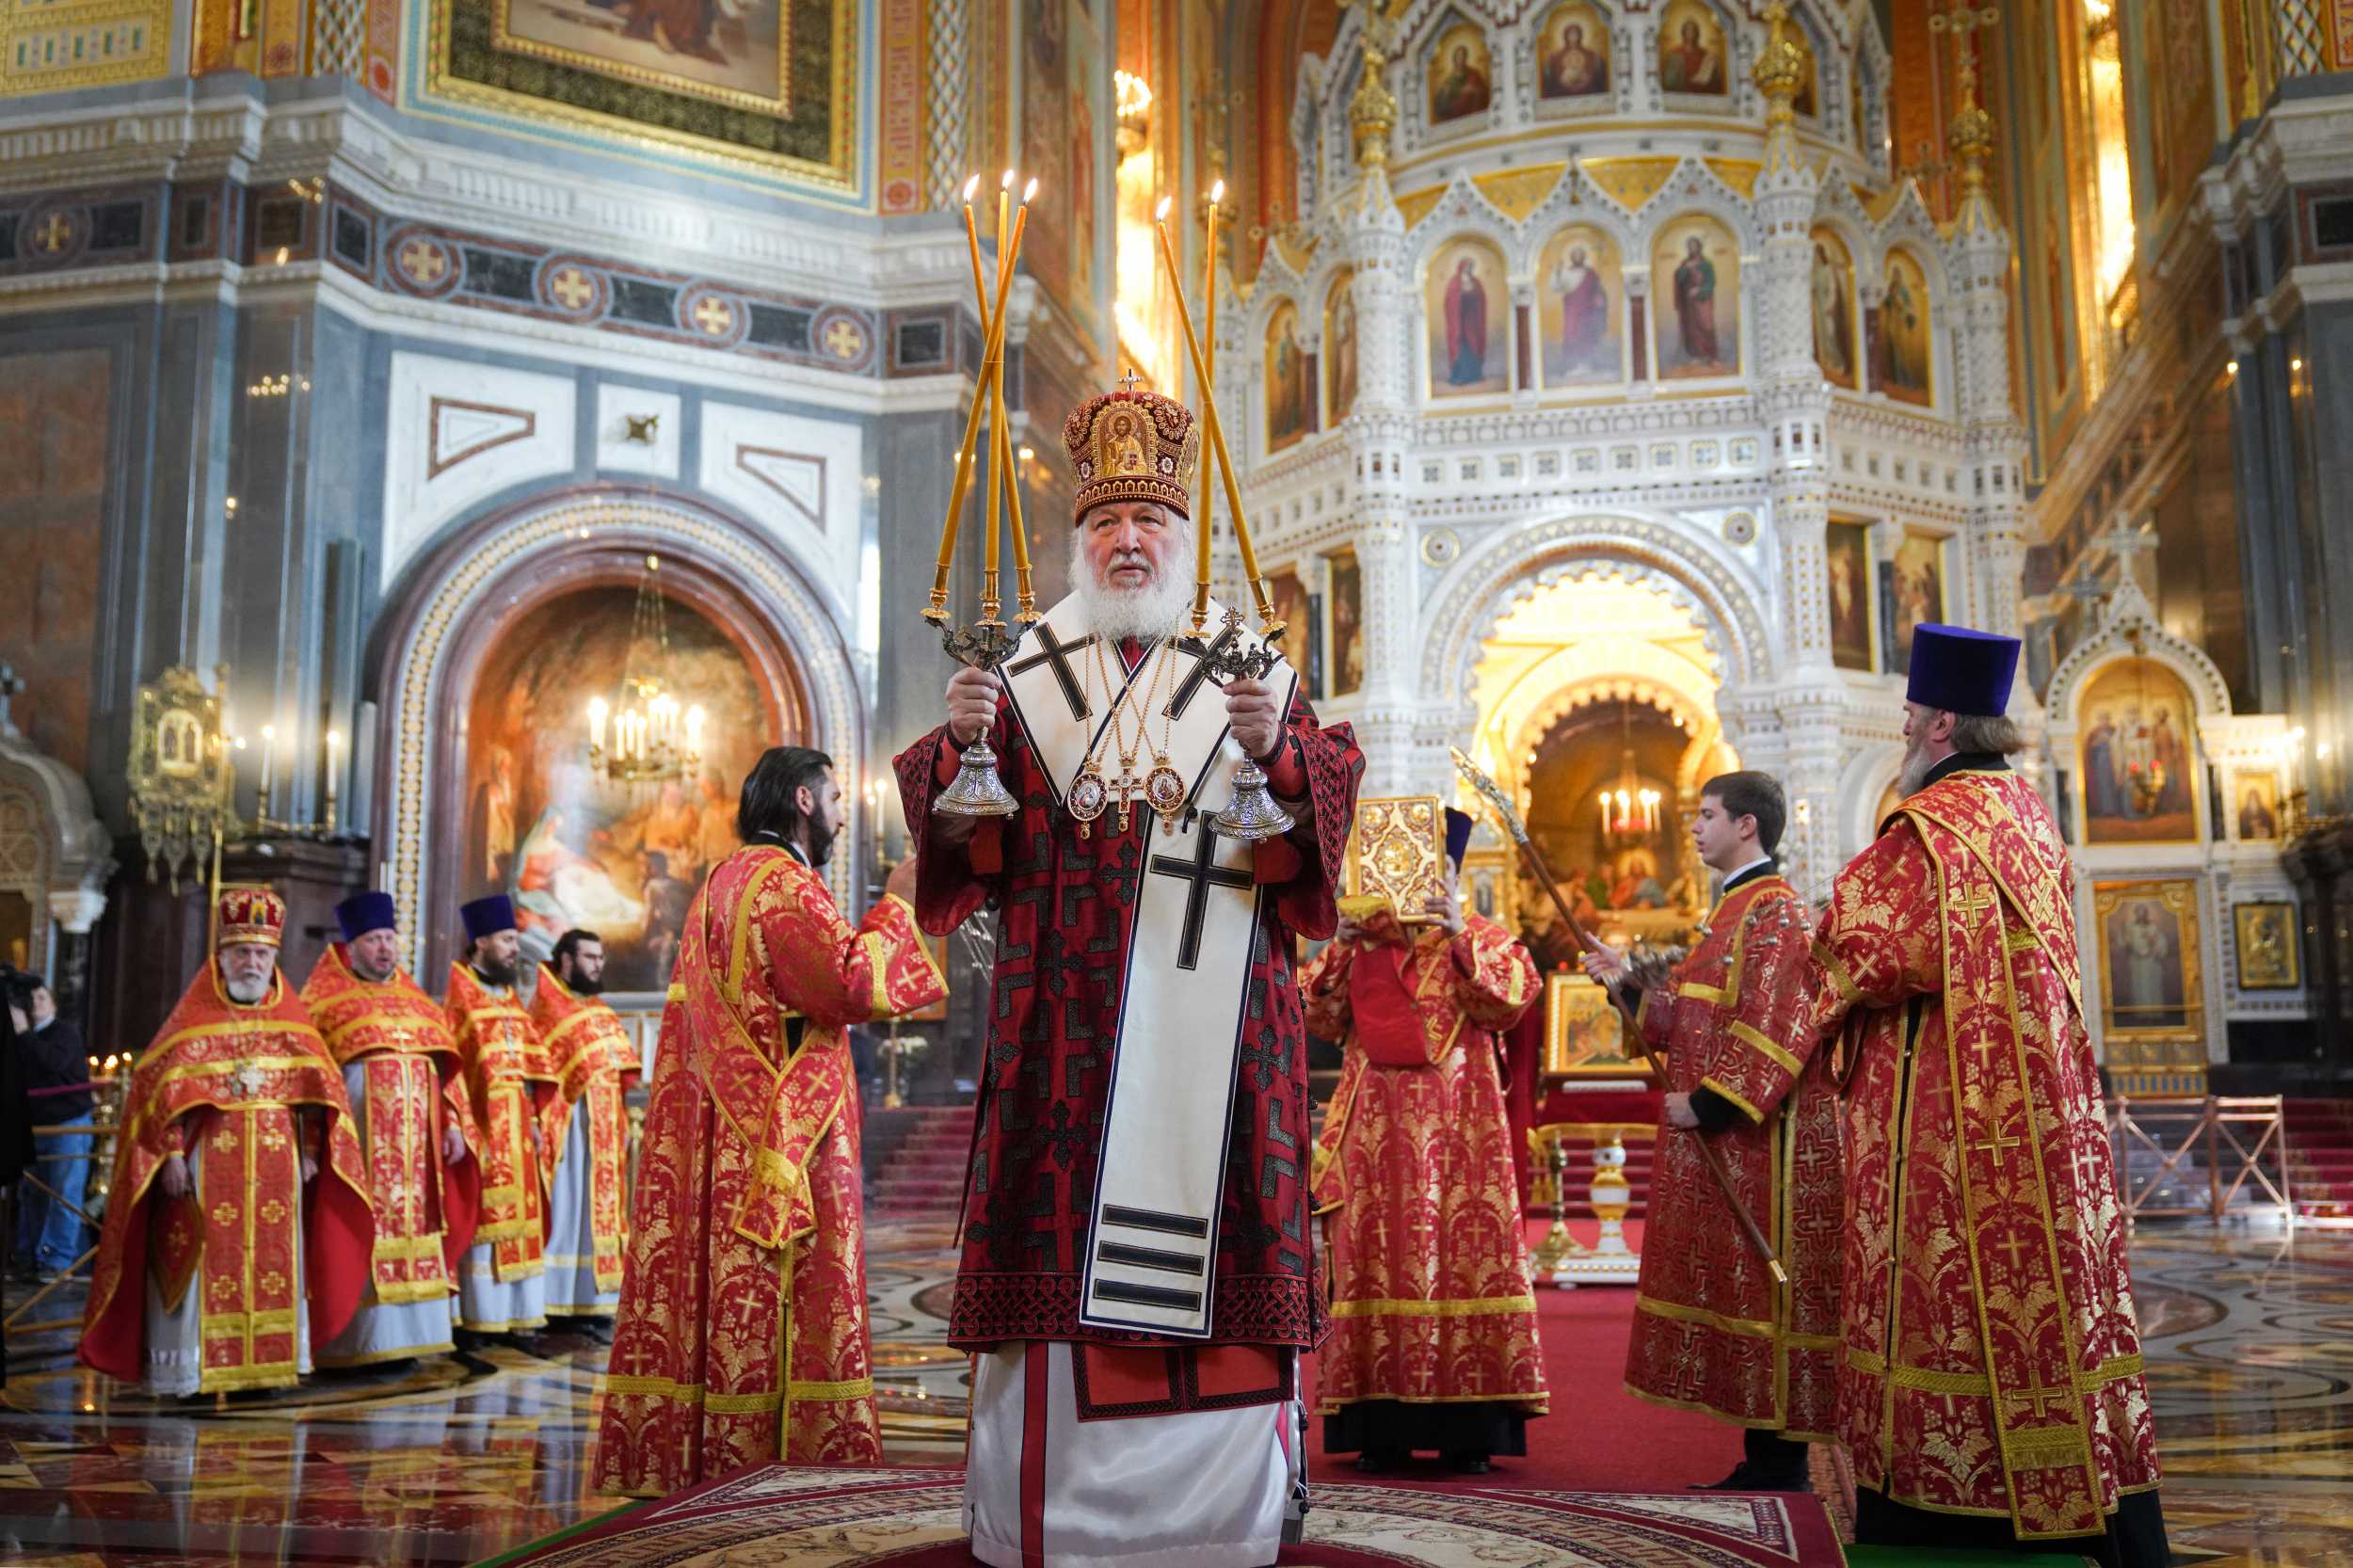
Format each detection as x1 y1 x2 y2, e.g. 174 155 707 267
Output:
1810 228 1858 389
1826 520 1874 670
1018 0 1099 316
1537 0 1611 98
1538 226 1623 388
1427 239 1510 396
1878 248 1933 406
1653 216 1739 379
497 0 788 113
1656 0 1727 94
1325 549 1366 697
2078 658 2201 845
1266 301 1312 453
1428 19 1496 122
1325 270 1359 424
465 585 775 996
1886 529 1945 676
1268 567 1321 699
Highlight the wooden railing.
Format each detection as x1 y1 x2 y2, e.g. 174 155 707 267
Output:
2108 1094 2292 1225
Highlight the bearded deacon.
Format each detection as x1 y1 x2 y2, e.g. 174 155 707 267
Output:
80 888 374 1396
1801 626 2168 1565
896 386 1364 1568
1305 808 1546 1477
447 894 556 1337
531 929 638 1320
300 892 483 1368
596 747 944 1496
1581 772 1835 1492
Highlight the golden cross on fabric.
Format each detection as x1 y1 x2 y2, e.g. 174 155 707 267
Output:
1971 1118 2023 1160
1953 887 1998 922
233 1062 267 1098
2007 1384 2072 1419
1995 1230 2032 1273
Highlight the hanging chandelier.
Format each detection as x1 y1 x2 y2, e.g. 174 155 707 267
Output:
585 555 705 786
1596 707 1660 846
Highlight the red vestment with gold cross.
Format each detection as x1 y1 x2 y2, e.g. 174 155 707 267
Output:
592 845 946 1496
79 966 374 1392
1802 766 2161 1540
445 964 555 1281
1304 910 1547 1433
529 965 640 1301
1625 870 1839 1438
894 679 1361 1353
301 944 483 1306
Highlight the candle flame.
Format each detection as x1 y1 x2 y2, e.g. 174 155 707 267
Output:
1209 179 1225 203
327 728 342 746
962 174 980 202
1155 196 1172 221
262 724 275 740
1022 177 1039 203
1001 168 1017 189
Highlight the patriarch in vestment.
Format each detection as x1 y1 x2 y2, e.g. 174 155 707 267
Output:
897 383 1364 1568
532 929 639 1320
1305 807 1546 1475
1801 625 2169 1565
594 746 944 1496
80 887 374 1395
1582 772 1836 1491
447 894 557 1336
300 891 482 1367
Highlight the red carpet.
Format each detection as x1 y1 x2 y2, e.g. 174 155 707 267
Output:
2287 1096 2353 1223
1302 1219 1744 1491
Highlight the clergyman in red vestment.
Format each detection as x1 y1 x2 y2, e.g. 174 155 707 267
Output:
530 930 639 1320
1305 807 1545 1474
1582 772 1836 1492
1801 625 2169 1565
80 887 374 1396
897 383 1363 1568
594 747 944 1496
300 890 482 1368
446 895 556 1336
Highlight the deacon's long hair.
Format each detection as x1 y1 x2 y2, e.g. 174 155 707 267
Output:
737 745 837 862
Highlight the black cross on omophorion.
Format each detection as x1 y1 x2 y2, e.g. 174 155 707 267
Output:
1148 822 1255 970
1007 624 1096 721
1166 623 1241 720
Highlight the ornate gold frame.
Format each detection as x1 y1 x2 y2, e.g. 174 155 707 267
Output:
423 0 859 195
2091 879 2205 1094
2232 901 2299 992
1343 795 1448 925
489 0 795 119
1544 972 1648 1080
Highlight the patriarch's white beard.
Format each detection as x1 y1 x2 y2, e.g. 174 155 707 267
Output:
225 976 271 1004
1069 532 1194 645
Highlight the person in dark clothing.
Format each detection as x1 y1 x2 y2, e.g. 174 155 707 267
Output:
9 976 93 1283
2 969 39 1308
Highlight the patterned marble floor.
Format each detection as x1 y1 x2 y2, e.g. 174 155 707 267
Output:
2 1218 2348 1566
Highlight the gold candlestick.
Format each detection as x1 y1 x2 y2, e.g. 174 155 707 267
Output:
1191 179 1225 633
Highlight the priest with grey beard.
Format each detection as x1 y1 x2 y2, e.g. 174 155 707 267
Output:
896 384 1365 1568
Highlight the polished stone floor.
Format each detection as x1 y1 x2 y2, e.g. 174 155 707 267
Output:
2 1217 2348 1566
